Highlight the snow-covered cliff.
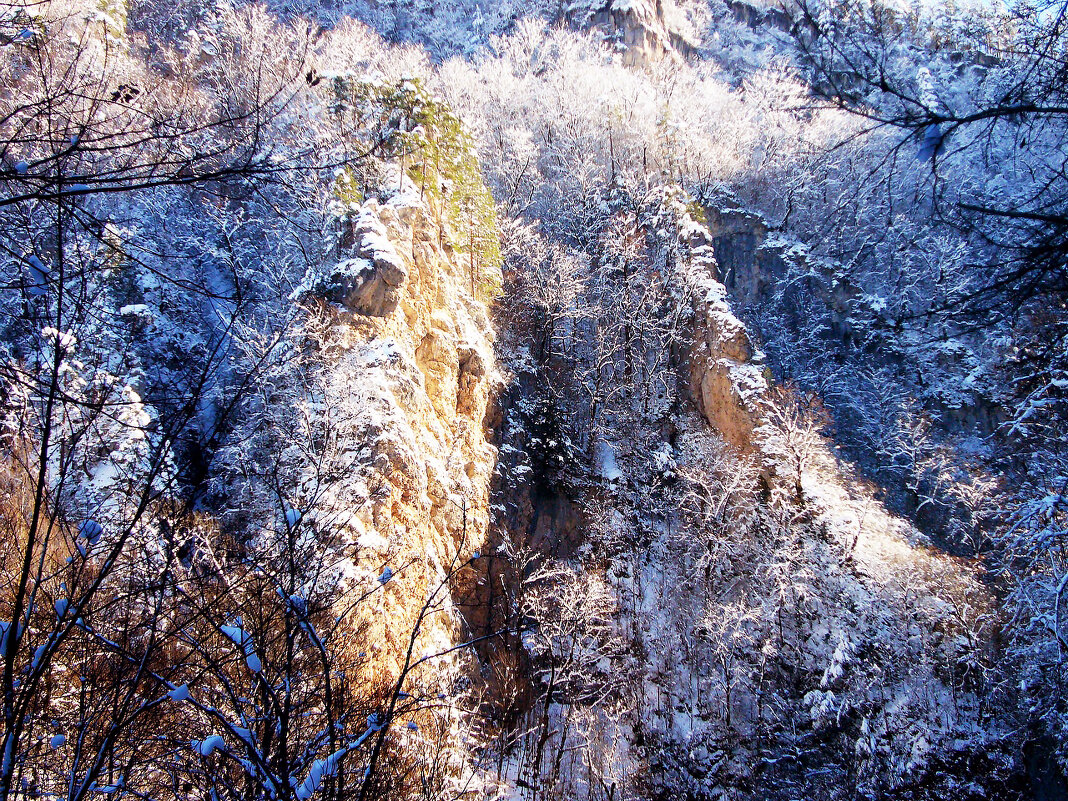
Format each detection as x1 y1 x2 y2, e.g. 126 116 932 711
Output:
244 185 504 684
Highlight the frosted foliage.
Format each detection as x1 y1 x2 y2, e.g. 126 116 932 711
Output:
2 1 1066 800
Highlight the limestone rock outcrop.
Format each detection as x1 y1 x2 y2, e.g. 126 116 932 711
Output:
293 192 503 683
673 206 769 450
566 0 692 66
322 205 409 316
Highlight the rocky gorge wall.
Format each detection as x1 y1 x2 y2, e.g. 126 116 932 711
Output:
248 137 1016 801
484 192 1008 798
282 183 505 688
673 203 770 450
566 0 696 66
600 199 1008 800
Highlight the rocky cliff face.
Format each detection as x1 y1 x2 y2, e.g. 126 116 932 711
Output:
597 200 1003 800
674 205 770 450
566 0 692 65
276 187 504 685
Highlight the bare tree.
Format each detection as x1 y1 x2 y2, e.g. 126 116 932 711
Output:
0 4 379 799
758 382 832 504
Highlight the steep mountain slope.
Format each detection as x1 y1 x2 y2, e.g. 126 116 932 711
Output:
3 0 1067 799
214 188 504 683
485 191 1020 799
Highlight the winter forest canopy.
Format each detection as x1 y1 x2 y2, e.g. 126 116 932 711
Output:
3 0 1068 798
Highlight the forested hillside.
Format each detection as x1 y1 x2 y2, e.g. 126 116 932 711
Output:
2 0 1068 799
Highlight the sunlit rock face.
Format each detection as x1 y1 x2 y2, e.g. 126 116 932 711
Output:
324 206 409 316
565 0 685 66
296 192 503 683
670 202 770 451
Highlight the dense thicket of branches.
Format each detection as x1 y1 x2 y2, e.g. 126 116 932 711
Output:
776 0 1068 769
0 3 500 800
